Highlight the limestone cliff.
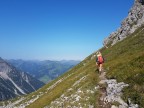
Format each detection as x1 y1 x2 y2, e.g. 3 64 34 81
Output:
103 0 144 47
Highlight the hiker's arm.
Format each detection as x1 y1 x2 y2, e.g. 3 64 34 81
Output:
96 57 98 62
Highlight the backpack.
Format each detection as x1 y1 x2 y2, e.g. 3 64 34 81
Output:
98 56 104 63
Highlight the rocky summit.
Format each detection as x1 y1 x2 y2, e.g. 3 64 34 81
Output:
103 0 144 47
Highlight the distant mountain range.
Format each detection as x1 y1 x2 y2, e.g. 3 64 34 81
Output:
0 57 44 101
7 59 80 83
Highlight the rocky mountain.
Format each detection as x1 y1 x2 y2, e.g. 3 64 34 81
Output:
103 0 144 47
0 0 143 107
0 57 44 101
7 59 80 83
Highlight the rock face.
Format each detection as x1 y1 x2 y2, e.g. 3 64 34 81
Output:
0 57 44 101
103 0 144 47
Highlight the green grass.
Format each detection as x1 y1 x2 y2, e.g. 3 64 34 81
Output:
100 25 144 107
3 54 99 108
28 58 99 108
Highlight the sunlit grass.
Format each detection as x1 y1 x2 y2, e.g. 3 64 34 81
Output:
101 25 144 107
24 54 100 108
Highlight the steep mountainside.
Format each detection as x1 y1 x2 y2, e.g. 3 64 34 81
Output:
102 25 144 108
0 25 143 107
7 60 80 83
0 0 143 107
0 57 44 101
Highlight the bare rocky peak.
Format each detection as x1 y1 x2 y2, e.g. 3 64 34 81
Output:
103 0 144 47
0 58 12 73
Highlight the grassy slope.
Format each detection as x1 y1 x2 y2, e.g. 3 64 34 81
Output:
17 54 99 108
100 25 144 107
29 26 144 108
26 25 144 108
27 58 98 107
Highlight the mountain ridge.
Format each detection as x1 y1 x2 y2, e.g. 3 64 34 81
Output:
7 59 80 83
0 57 44 101
104 0 144 47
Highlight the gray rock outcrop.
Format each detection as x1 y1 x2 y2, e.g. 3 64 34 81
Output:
103 0 144 47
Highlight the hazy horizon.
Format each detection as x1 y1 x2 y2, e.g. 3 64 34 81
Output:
6 58 81 62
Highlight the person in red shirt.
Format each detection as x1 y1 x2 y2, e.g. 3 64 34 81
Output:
96 51 104 74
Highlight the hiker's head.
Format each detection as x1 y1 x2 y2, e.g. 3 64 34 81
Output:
96 51 102 56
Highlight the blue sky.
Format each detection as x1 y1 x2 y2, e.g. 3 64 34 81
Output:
0 0 133 60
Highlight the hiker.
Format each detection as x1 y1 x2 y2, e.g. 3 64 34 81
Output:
96 51 104 74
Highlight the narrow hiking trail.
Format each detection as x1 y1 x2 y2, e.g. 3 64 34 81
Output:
98 70 111 108
97 70 139 108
